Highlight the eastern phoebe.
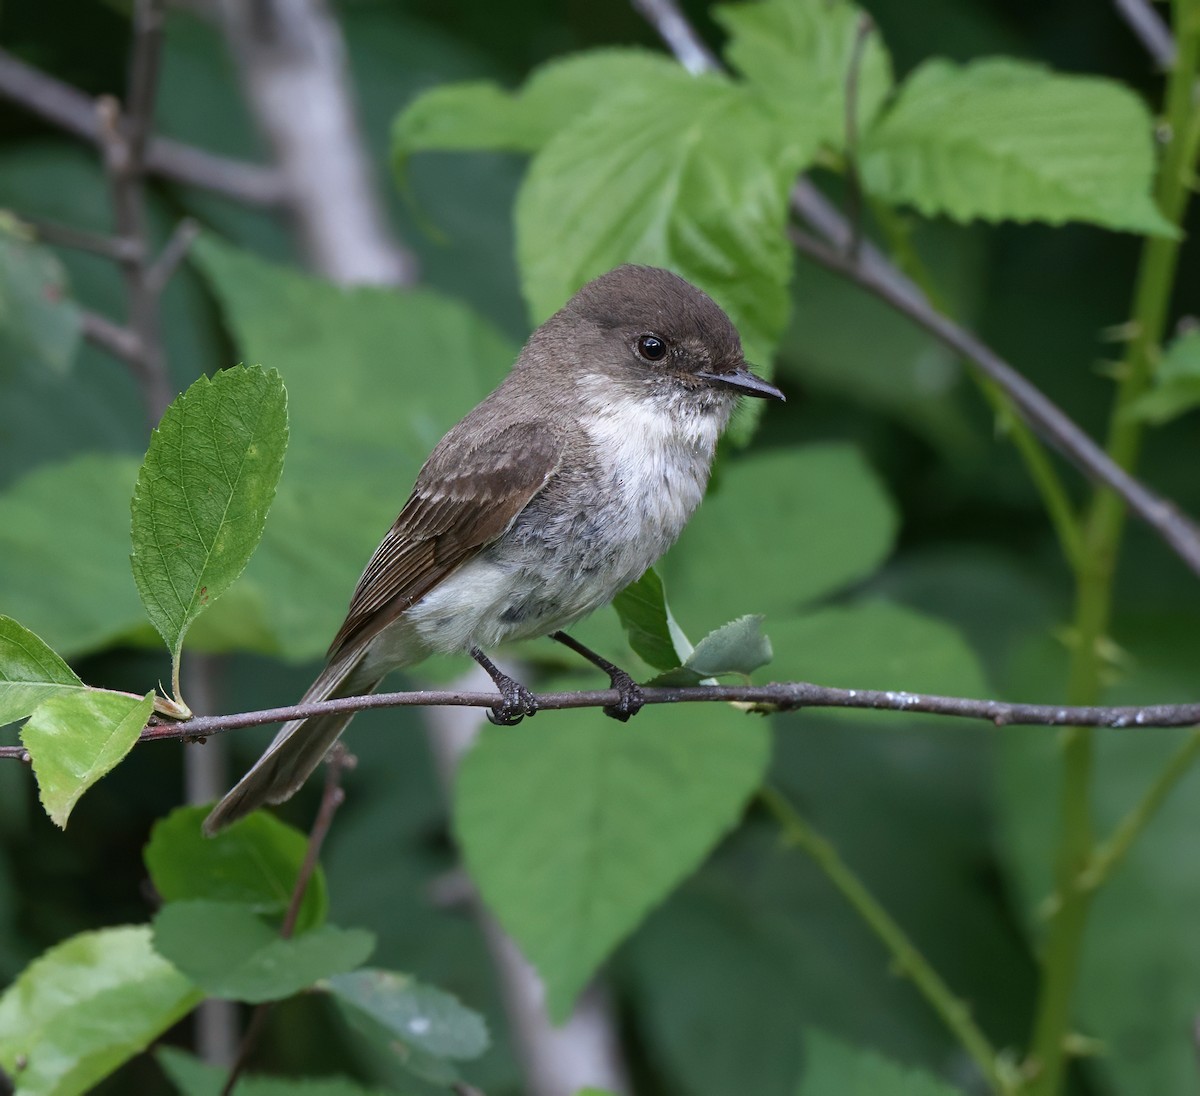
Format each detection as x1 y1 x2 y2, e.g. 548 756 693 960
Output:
204 265 784 835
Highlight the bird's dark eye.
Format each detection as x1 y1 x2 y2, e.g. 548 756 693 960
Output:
636 334 668 362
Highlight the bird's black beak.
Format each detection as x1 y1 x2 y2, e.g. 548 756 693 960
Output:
697 364 786 401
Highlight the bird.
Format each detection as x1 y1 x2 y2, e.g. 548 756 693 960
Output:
204 264 784 834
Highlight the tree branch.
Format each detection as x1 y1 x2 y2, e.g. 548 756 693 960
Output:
0 47 285 207
632 0 1200 581
787 227 1200 578
1114 0 1177 67
6 678 1200 763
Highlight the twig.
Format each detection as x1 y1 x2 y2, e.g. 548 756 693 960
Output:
787 226 1200 578
105 680 1200 748
843 13 874 261
1114 0 1177 66
80 308 143 362
0 49 285 207
632 0 1200 582
760 785 1016 1095
219 746 353 1096
146 217 200 294
629 0 719 74
21 215 143 262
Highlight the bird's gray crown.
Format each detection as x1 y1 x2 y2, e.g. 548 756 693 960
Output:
559 264 743 370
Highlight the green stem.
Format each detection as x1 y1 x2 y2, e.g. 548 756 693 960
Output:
759 785 1017 1096
1078 729 1200 892
1026 6 1200 1091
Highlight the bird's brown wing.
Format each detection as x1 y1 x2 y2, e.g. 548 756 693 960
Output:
326 419 565 659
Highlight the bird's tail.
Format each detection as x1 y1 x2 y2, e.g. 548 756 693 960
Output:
203 649 380 835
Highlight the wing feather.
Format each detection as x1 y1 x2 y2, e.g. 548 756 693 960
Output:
327 420 565 657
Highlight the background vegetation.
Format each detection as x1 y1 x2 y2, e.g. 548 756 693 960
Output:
1 1 1199 1095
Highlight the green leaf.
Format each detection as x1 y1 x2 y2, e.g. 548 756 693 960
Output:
455 704 771 1019
325 968 489 1060
0 454 147 658
860 58 1173 235
0 925 202 1096
666 444 897 627
156 1046 394 1096
0 615 83 726
1125 329 1200 424
144 805 328 934
21 690 154 828
515 71 805 439
652 615 773 686
0 213 82 374
612 570 690 672
130 364 288 685
716 0 892 151
797 1028 966 1094
151 900 374 1003
190 235 517 661
767 601 987 709
393 48 681 156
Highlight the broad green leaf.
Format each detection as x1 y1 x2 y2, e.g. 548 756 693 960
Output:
767 601 987 709
326 968 489 1060
144 805 328 933
515 71 805 439
860 58 1173 235
0 213 81 374
652 615 773 686
665 444 897 627
797 1028 965 1094
612 569 690 672
716 0 892 151
151 899 374 1003
156 1046 394 1096
0 454 146 658
21 690 154 828
393 48 681 156
130 365 288 681
0 615 83 726
455 704 771 1019
0 925 202 1096
191 235 517 661
1125 329 1200 424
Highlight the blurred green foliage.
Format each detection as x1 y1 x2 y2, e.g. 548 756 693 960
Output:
1 0 1199 1095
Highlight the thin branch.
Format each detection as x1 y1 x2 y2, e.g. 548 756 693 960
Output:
130 681 1200 744
760 785 1016 1096
629 0 719 74
0 48 285 207
146 216 200 294
788 226 1200 578
1114 0 1177 66
632 0 1200 581
21 214 143 262
80 308 143 361
219 746 353 1096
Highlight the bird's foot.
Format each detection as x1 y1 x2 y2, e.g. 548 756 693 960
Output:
472 645 539 726
485 675 540 726
602 666 645 722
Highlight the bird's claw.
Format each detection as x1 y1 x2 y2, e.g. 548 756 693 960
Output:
486 676 539 726
602 668 645 723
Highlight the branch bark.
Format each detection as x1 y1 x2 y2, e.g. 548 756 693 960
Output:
0 48 286 206
214 0 417 286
